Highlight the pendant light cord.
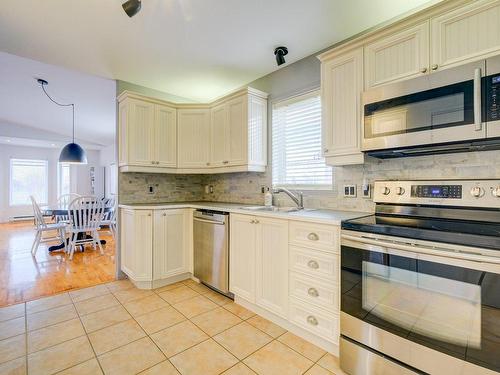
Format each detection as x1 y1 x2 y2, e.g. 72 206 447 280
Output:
39 81 76 143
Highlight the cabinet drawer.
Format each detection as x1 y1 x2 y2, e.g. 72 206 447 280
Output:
289 272 338 312
289 246 338 282
289 298 339 343
289 221 339 252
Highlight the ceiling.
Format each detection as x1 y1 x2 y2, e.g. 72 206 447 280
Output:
0 0 439 103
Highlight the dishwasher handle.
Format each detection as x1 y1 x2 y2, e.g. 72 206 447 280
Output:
193 217 226 225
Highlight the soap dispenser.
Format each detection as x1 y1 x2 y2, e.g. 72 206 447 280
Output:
264 187 273 207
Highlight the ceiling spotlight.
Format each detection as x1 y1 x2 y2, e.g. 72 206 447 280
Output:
274 46 288 66
122 0 142 17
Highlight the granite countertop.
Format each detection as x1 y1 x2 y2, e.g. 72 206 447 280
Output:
118 201 371 225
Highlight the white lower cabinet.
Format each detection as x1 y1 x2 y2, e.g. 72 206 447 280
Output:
120 208 191 288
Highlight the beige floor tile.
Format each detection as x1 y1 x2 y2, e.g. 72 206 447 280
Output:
154 282 186 293
191 307 242 336
222 362 257 375
151 320 208 357
28 318 85 353
223 303 255 320
214 322 272 360
244 341 313 375
0 356 26 375
112 288 154 304
305 364 335 375
135 306 185 335
74 293 119 316
105 279 134 292
157 286 198 304
0 317 25 341
172 295 218 318
27 304 78 331
98 337 165 375
170 339 238 375
70 284 110 303
123 294 169 317
27 336 94 375
204 290 233 306
26 293 72 315
138 360 180 375
0 334 25 365
80 305 131 333
317 353 342 374
0 304 25 323
88 319 146 355
247 315 287 338
182 280 211 294
278 332 326 361
56 358 103 375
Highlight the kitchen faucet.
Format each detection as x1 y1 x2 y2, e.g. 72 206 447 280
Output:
272 188 304 210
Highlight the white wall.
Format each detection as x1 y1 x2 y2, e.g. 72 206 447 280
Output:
99 143 117 199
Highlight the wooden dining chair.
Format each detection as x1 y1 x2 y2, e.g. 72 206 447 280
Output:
66 196 105 260
30 196 68 256
55 193 81 223
100 197 117 239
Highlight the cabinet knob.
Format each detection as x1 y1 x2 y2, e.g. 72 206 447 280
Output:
307 232 319 241
307 260 319 269
431 64 439 71
323 149 329 154
254 219 259 224
250 220 255 224
307 315 318 326
147 213 151 217
420 67 427 73
163 213 166 216
151 161 155 164
307 288 319 297
223 160 229 164
206 162 210 166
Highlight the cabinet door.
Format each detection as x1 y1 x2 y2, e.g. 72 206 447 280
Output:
321 48 364 165
155 104 177 168
365 21 429 88
177 109 211 168
229 214 257 302
210 103 228 167
226 96 247 166
247 95 267 167
128 99 155 166
431 0 500 71
118 101 128 166
255 217 289 318
153 209 188 279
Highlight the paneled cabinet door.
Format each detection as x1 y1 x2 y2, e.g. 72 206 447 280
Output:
431 0 500 71
365 21 429 88
177 109 211 168
226 96 247 166
155 105 177 168
128 99 155 166
153 209 188 279
255 217 289 318
321 48 364 165
229 214 257 302
210 103 227 167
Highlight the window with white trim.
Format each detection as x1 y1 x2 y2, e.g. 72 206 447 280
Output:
9 159 49 206
272 91 332 189
58 163 71 197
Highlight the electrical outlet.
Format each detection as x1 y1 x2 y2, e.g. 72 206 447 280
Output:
362 183 371 199
343 184 357 198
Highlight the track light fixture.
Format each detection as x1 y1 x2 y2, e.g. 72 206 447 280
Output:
122 0 142 17
274 46 288 66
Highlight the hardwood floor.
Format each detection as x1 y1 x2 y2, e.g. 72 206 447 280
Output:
0 221 116 307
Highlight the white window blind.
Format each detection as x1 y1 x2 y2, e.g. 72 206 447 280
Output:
58 164 71 197
272 91 332 189
9 159 49 206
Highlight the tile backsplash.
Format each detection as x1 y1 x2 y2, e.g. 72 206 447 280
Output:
119 150 500 213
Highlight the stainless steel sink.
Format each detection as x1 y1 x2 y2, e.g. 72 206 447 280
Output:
240 206 315 213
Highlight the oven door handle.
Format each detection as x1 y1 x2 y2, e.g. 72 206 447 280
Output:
474 67 482 131
342 233 500 265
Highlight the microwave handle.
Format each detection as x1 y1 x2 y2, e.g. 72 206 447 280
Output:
474 67 482 131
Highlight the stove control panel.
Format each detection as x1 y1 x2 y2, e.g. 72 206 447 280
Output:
373 180 500 208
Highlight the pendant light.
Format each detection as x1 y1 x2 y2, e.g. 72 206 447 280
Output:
37 79 87 164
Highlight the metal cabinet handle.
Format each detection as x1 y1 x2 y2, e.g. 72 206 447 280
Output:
307 315 318 326
151 161 155 164
162 213 166 216
323 149 329 153
223 160 229 164
431 64 438 71
307 288 319 297
307 233 319 241
307 260 319 269
254 219 259 224
250 220 255 224
147 213 152 217
420 67 427 73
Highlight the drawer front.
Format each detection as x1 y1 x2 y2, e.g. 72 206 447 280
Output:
289 221 339 252
289 246 338 282
289 298 339 343
289 272 338 312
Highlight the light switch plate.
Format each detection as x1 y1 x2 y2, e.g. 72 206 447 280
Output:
343 184 357 198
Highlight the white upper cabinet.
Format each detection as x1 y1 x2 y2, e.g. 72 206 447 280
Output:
225 95 247 167
431 0 500 71
155 104 177 168
365 21 430 88
210 103 228 167
177 109 211 169
321 47 364 166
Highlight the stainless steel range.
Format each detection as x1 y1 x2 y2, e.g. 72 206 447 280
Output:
340 180 500 375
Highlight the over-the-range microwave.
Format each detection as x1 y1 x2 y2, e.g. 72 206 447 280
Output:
362 55 500 158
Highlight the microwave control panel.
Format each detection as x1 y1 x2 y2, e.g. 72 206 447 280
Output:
486 74 500 122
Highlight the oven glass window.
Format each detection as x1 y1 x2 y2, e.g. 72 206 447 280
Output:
341 246 500 372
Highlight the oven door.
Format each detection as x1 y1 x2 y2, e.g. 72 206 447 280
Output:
362 60 486 152
340 230 500 375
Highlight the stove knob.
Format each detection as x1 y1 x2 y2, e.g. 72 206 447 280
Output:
381 186 391 195
396 187 405 196
492 186 500 197
470 186 485 198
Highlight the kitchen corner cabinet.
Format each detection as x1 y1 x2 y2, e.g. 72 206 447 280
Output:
321 47 364 166
177 109 211 169
120 208 191 288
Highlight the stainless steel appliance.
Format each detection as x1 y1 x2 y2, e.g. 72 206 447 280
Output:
193 209 231 297
362 55 500 158
340 180 500 375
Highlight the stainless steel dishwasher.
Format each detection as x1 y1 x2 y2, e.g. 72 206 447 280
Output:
193 209 231 297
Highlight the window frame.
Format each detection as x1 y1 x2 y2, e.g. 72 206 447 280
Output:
57 163 71 197
9 158 49 207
